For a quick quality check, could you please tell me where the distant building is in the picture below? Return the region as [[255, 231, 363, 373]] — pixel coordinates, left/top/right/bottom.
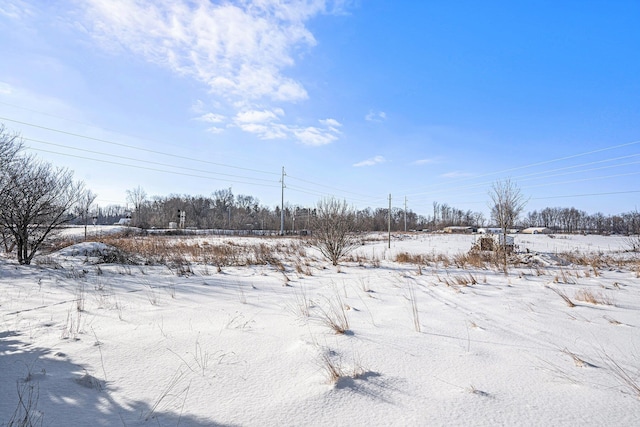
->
[[473, 234, 515, 252], [442, 226, 473, 234], [477, 227, 502, 234], [521, 227, 552, 234]]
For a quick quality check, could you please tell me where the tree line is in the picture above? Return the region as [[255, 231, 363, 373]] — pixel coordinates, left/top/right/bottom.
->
[[2, 125, 639, 265], [92, 189, 638, 236]]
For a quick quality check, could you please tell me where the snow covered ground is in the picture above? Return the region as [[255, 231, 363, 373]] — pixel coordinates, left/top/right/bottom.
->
[[1, 231, 639, 426]]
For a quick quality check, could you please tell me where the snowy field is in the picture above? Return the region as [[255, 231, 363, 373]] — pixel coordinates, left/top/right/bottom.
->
[[1, 230, 639, 426]]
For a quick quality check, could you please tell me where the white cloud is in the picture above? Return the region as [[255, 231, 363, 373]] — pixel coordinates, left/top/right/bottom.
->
[[365, 110, 386, 122], [353, 155, 386, 167], [232, 113, 341, 145], [234, 108, 284, 124], [206, 126, 225, 134], [293, 125, 339, 146], [197, 112, 226, 123], [78, 0, 322, 103], [237, 122, 288, 140], [77, 1, 344, 145], [319, 118, 341, 130]]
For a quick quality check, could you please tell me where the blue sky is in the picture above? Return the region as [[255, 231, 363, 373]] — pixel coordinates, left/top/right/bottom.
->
[[1, 0, 639, 217]]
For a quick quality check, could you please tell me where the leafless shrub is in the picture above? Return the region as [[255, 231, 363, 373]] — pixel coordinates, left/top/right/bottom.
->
[[311, 198, 360, 266]]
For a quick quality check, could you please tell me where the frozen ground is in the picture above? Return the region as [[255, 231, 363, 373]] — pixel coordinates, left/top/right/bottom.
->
[[1, 231, 639, 426]]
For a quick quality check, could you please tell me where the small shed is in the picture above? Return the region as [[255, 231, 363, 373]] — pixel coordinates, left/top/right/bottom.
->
[[477, 227, 502, 234], [473, 234, 515, 252], [521, 227, 552, 234], [443, 226, 473, 234]]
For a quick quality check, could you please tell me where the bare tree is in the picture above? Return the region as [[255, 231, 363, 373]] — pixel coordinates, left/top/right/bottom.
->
[[76, 189, 97, 240], [126, 185, 147, 228], [489, 179, 527, 274], [311, 197, 359, 266], [0, 126, 24, 252], [0, 153, 84, 264]]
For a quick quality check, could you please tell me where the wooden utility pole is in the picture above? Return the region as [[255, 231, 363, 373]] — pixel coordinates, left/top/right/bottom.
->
[[404, 196, 408, 232], [280, 166, 286, 235], [388, 194, 392, 249]]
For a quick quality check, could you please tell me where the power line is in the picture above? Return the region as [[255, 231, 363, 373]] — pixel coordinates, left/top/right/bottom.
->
[[0, 116, 278, 176], [397, 147, 640, 205], [530, 189, 640, 200], [25, 146, 280, 189], [399, 139, 640, 197], [23, 137, 277, 184], [287, 174, 380, 201]]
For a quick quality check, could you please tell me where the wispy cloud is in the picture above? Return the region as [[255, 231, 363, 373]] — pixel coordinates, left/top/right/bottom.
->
[[441, 171, 474, 178], [353, 155, 386, 167], [411, 157, 440, 166], [0, 81, 13, 95], [205, 126, 225, 134], [365, 110, 386, 122], [76, 0, 344, 145], [0, 1, 34, 20], [196, 113, 227, 124]]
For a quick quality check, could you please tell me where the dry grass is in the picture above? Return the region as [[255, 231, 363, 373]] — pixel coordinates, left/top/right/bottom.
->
[[562, 348, 596, 368], [406, 283, 420, 332], [574, 289, 614, 305], [81, 235, 313, 275], [601, 352, 640, 399], [317, 288, 350, 334], [549, 287, 576, 307], [318, 349, 365, 385], [395, 252, 433, 265], [553, 267, 576, 284]]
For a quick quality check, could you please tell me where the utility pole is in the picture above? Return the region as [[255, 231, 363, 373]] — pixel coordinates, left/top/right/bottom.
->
[[280, 166, 286, 235], [388, 193, 392, 249], [404, 196, 408, 232]]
